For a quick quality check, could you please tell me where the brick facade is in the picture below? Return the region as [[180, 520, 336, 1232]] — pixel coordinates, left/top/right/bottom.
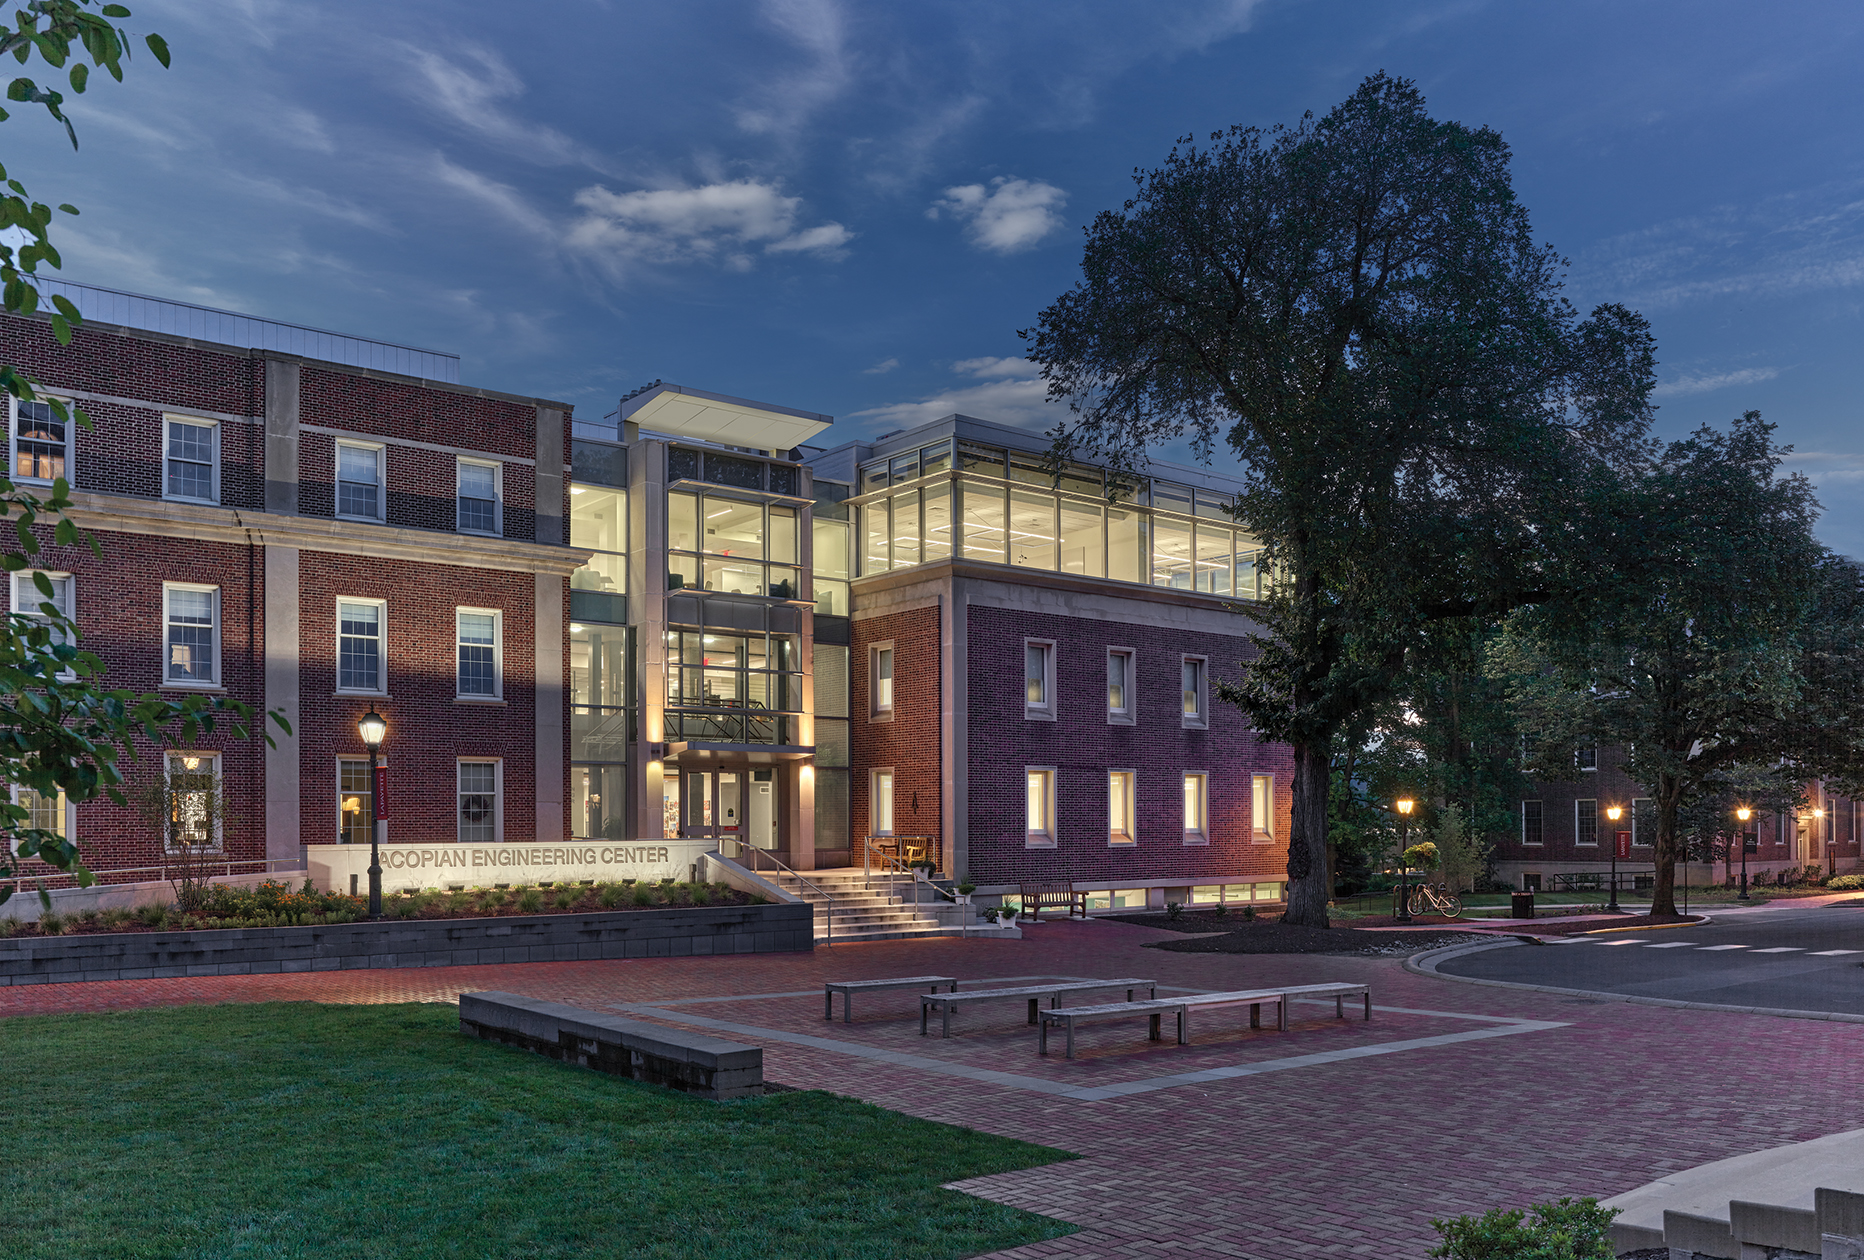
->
[[849, 604, 942, 865]]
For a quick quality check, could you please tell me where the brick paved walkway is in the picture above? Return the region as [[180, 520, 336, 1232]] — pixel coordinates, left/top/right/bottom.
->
[[5, 917, 1860, 1258]]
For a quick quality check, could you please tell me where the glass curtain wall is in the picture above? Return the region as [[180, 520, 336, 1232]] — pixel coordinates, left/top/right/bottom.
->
[[813, 480, 852, 615], [664, 628, 804, 745], [857, 438, 1264, 593], [571, 619, 631, 841], [667, 491, 801, 599]]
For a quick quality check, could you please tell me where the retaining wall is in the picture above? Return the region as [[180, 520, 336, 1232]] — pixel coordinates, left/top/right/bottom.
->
[[0, 902, 814, 986]]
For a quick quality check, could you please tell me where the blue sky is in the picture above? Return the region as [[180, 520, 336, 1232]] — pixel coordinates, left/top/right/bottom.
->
[[15, 1, 1864, 552]]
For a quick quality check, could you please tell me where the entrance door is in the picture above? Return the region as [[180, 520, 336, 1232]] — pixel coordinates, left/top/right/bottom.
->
[[680, 771, 743, 846]]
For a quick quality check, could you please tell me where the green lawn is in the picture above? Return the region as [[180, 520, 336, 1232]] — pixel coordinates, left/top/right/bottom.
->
[[0, 1002, 1075, 1260]]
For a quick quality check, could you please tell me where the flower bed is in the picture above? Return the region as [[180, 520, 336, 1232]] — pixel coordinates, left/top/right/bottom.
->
[[1, 877, 760, 939]]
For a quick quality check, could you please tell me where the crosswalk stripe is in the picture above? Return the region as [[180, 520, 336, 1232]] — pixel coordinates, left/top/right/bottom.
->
[[1593, 939, 1640, 945], [1811, 949, 1863, 956], [1751, 947, 1803, 953], [1697, 945, 1748, 951], [1644, 942, 1698, 948]]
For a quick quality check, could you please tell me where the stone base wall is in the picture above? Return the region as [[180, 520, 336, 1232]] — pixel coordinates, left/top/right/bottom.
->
[[0, 902, 813, 986]]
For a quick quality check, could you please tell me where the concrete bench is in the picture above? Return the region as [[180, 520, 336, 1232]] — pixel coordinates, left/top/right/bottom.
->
[[1039, 998, 1189, 1058], [1279, 981, 1373, 1021], [459, 991, 763, 1100], [920, 978, 1157, 1038], [824, 975, 958, 1022]]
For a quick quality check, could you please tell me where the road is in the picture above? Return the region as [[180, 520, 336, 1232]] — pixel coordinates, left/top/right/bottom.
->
[[1434, 898, 1864, 1014]]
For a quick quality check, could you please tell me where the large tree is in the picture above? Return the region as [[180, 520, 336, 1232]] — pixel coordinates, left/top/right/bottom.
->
[[1025, 73, 1656, 925], [1496, 412, 1864, 917], [0, 3, 282, 907]]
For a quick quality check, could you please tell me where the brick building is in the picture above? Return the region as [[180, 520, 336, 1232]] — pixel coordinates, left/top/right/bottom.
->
[[1492, 748, 1863, 891], [4, 282, 583, 891]]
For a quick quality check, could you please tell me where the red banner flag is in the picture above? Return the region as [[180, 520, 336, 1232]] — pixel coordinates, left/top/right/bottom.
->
[[375, 765, 389, 820], [1615, 830, 1631, 860]]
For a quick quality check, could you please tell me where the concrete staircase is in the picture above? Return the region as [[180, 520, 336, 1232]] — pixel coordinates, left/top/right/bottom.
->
[[1603, 1128, 1864, 1257], [768, 868, 948, 942]]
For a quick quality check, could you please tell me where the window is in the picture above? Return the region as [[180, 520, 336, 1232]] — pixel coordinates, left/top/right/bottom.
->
[[10, 396, 67, 484], [338, 758, 374, 844], [1109, 770, 1136, 845], [570, 485, 627, 599], [12, 571, 74, 677], [1522, 800, 1544, 846], [871, 768, 895, 836], [336, 442, 384, 520], [12, 783, 67, 839], [458, 760, 500, 843], [456, 609, 501, 699], [1026, 767, 1056, 847], [162, 417, 218, 503], [337, 599, 385, 694], [1252, 774, 1273, 843], [164, 584, 219, 686], [1183, 772, 1208, 844], [1107, 648, 1134, 724], [870, 643, 894, 719], [1180, 656, 1207, 728], [457, 459, 500, 535], [1576, 746, 1598, 772], [165, 752, 222, 852], [1632, 798, 1655, 847], [1575, 799, 1599, 846], [1024, 639, 1055, 720]]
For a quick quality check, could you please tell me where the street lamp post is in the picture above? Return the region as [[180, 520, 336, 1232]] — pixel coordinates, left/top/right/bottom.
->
[[1736, 805, 1752, 901], [1605, 805, 1624, 912], [358, 708, 387, 919], [1395, 798, 1416, 924]]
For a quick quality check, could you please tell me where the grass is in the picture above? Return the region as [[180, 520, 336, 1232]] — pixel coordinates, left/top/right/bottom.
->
[[0, 1002, 1076, 1260]]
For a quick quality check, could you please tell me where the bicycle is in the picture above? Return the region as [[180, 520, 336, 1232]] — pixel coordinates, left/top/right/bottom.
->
[[1406, 883, 1463, 918]]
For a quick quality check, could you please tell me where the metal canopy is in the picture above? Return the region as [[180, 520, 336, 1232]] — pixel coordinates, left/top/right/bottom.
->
[[622, 383, 832, 451]]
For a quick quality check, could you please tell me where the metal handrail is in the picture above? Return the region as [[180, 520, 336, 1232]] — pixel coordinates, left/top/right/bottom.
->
[[865, 847, 917, 909], [728, 840, 836, 947], [7, 856, 302, 898]]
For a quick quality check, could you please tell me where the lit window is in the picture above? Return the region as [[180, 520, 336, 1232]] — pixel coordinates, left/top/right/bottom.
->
[[164, 417, 218, 502], [1107, 648, 1134, 723], [165, 752, 222, 852], [164, 584, 219, 686], [1522, 800, 1544, 845], [336, 442, 384, 520], [10, 397, 67, 484], [458, 760, 499, 843], [12, 784, 67, 839], [1026, 767, 1056, 847], [457, 459, 500, 535], [871, 644, 894, 717], [337, 600, 385, 693], [1252, 775, 1274, 843], [1184, 772, 1208, 844], [1025, 639, 1055, 720], [457, 609, 501, 699], [1181, 656, 1207, 727], [338, 758, 373, 844], [1109, 770, 1136, 845], [872, 768, 895, 835]]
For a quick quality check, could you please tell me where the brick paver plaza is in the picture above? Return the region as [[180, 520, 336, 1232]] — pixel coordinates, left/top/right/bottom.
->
[[6, 917, 1860, 1258]]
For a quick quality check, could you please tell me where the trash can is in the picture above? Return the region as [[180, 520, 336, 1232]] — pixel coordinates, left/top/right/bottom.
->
[[1511, 891, 1535, 920]]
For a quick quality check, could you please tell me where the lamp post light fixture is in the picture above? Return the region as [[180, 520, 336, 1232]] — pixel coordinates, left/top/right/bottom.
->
[[1605, 804, 1625, 912], [1736, 805, 1753, 901], [358, 707, 387, 919], [1395, 797, 1416, 924]]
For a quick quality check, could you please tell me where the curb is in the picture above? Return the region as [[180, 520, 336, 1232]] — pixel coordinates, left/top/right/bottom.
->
[[1403, 939, 1864, 1025], [1581, 915, 1713, 936]]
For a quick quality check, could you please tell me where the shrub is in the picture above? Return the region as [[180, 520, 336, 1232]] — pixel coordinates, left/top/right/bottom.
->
[[553, 887, 579, 910], [39, 912, 64, 935], [1, 916, 20, 937], [599, 883, 625, 908], [517, 889, 544, 914], [1430, 1197, 1616, 1260], [1827, 874, 1864, 891], [483, 889, 507, 910], [1165, 902, 1183, 920], [632, 883, 655, 907], [100, 908, 134, 929], [135, 904, 169, 929], [691, 885, 710, 906]]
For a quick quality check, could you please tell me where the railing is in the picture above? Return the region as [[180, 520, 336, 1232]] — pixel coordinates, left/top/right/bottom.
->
[[7, 856, 302, 900], [726, 840, 837, 946], [864, 847, 916, 909]]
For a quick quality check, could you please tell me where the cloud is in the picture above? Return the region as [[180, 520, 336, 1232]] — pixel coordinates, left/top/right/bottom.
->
[[1652, 367, 1781, 398], [429, 156, 555, 239], [929, 178, 1068, 254], [403, 43, 604, 169], [863, 357, 900, 375], [735, 0, 852, 140], [565, 179, 851, 278], [851, 355, 1062, 430]]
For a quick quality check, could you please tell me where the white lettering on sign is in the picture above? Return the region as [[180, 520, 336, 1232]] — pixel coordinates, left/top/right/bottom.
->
[[378, 846, 675, 870]]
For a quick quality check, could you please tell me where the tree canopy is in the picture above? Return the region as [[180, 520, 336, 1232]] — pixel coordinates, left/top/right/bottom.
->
[[1025, 72, 1657, 925]]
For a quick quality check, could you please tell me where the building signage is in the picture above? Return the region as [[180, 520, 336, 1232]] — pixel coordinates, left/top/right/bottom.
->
[[306, 840, 715, 891]]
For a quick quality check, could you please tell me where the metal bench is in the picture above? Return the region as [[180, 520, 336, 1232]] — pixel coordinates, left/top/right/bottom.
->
[[1019, 882, 1087, 922], [1179, 987, 1296, 1034], [823, 975, 958, 1022], [920, 978, 1157, 1038], [1039, 998, 1189, 1058], [1278, 981, 1373, 1021]]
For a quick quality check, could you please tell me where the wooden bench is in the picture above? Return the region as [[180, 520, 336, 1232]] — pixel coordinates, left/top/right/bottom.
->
[[1279, 981, 1373, 1021], [1039, 998, 1188, 1058], [1180, 987, 1295, 1034], [1019, 882, 1087, 922], [824, 976, 958, 1022], [920, 978, 1157, 1038]]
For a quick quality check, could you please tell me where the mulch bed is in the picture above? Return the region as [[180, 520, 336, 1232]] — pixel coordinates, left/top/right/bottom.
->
[[1110, 913, 1494, 956]]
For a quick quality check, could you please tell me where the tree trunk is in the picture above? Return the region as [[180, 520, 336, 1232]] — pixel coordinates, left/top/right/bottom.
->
[[1284, 737, 1333, 927], [1649, 775, 1683, 918]]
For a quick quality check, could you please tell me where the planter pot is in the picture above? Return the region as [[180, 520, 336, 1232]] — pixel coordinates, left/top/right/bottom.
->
[[954, 894, 971, 905]]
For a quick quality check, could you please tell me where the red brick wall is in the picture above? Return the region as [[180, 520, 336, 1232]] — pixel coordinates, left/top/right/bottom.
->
[[297, 553, 542, 848], [5, 313, 264, 419], [850, 605, 942, 866], [299, 366, 535, 460], [963, 604, 1292, 888]]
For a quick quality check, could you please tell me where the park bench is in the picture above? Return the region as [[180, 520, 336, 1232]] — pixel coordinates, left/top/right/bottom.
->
[[1277, 981, 1373, 1021], [1036, 981, 1374, 1059], [1038, 998, 1189, 1058], [920, 978, 1157, 1038], [1019, 882, 1087, 922], [823, 975, 958, 1022]]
